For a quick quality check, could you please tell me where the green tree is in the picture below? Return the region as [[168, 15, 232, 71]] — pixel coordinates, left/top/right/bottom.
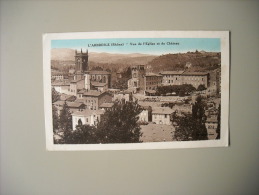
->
[[52, 88, 60, 103], [172, 96, 208, 141], [64, 124, 97, 144], [156, 84, 195, 96], [216, 104, 221, 139], [96, 101, 143, 143], [52, 105, 59, 132], [197, 84, 207, 91], [59, 101, 72, 132]]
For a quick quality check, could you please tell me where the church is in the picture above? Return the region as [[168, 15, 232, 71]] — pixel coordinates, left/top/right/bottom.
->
[[67, 49, 112, 96]]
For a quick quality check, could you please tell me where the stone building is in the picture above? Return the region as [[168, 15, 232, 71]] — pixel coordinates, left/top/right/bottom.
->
[[53, 101, 85, 115], [160, 71, 209, 89], [88, 70, 111, 90], [205, 116, 218, 140], [52, 81, 70, 94], [77, 90, 113, 110], [113, 90, 132, 102], [72, 109, 105, 130], [74, 49, 88, 80], [67, 50, 112, 95], [152, 107, 174, 125], [127, 65, 146, 92], [207, 69, 221, 95], [51, 72, 68, 81], [144, 72, 163, 91]]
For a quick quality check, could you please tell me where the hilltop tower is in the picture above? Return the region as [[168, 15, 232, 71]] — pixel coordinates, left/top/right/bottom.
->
[[75, 49, 88, 80]]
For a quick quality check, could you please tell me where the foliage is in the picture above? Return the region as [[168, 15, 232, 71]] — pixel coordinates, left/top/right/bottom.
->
[[137, 121, 149, 125], [97, 101, 143, 143], [52, 105, 59, 132], [148, 52, 221, 73], [161, 102, 176, 108], [52, 88, 60, 103], [63, 124, 97, 144], [197, 84, 207, 91], [91, 66, 103, 71], [112, 79, 128, 90], [216, 104, 221, 139], [172, 96, 208, 141], [112, 67, 132, 90], [192, 96, 207, 124], [59, 101, 72, 132], [156, 84, 196, 96]]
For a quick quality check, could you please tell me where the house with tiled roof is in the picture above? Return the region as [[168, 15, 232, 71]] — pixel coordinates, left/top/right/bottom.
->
[[144, 73, 163, 92], [60, 94, 76, 102], [205, 116, 218, 140], [152, 107, 174, 125], [53, 101, 85, 115], [77, 90, 112, 110], [160, 70, 209, 88], [52, 80, 70, 94], [71, 109, 105, 130]]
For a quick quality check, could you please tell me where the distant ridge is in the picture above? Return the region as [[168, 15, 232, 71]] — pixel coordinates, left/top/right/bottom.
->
[[51, 48, 157, 64]]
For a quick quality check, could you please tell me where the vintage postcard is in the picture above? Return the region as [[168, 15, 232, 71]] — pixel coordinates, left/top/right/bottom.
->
[[43, 31, 229, 150]]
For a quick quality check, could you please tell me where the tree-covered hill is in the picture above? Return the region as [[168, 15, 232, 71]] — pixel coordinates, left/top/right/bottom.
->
[[148, 51, 221, 73]]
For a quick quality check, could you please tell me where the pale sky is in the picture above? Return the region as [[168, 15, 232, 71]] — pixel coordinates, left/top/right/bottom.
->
[[52, 38, 220, 55]]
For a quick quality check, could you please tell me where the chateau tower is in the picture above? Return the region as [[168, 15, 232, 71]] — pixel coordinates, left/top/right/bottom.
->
[[84, 73, 91, 90], [75, 49, 88, 79]]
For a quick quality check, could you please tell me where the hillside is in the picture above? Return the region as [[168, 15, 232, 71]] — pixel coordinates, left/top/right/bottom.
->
[[51, 48, 75, 61], [51, 49, 221, 74], [148, 51, 221, 73], [51, 48, 157, 65]]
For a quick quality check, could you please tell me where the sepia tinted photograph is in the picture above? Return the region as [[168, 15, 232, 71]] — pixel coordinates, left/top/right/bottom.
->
[[43, 31, 229, 150]]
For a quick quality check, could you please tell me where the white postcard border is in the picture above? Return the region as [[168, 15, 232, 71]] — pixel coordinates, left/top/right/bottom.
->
[[43, 31, 229, 151]]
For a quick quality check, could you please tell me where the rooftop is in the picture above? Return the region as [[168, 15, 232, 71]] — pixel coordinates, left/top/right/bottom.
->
[[152, 107, 174, 115], [160, 71, 184, 75], [138, 101, 162, 109], [145, 73, 162, 77], [60, 94, 76, 101], [52, 81, 70, 86], [87, 70, 111, 75], [206, 117, 218, 123], [70, 79, 84, 83], [99, 103, 114, 108], [72, 109, 105, 116], [91, 81, 107, 87], [53, 101, 85, 108], [52, 72, 67, 76], [182, 72, 208, 76], [160, 70, 208, 76]]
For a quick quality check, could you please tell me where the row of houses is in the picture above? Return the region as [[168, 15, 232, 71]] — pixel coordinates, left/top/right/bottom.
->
[[127, 65, 220, 95], [53, 91, 194, 130]]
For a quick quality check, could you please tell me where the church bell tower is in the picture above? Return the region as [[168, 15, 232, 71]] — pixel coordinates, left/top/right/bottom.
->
[[75, 49, 88, 79]]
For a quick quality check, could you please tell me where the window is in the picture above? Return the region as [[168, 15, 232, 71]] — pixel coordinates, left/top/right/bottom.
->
[[78, 119, 82, 126]]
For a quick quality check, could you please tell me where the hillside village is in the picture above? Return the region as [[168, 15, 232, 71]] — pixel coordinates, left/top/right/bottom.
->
[[51, 49, 221, 143]]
